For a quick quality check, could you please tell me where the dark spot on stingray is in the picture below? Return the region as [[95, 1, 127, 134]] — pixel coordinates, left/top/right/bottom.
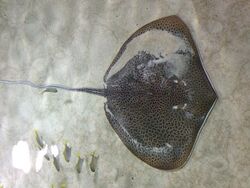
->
[[0, 16, 217, 170]]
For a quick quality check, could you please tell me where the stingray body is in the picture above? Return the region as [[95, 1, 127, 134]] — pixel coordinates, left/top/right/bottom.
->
[[102, 16, 217, 170], [0, 16, 217, 170]]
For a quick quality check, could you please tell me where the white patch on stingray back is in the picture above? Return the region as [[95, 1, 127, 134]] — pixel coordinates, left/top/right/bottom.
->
[[107, 29, 194, 80], [146, 53, 191, 79]]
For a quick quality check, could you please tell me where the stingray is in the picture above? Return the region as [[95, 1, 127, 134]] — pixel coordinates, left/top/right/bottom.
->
[[0, 16, 217, 170]]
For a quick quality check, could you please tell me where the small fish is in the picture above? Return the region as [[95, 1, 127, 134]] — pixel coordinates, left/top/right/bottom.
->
[[34, 130, 50, 160], [90, 153, 99, 173], [34, 129, 45, 149], [63, 142, 71, 162], [41, 88, 58, 94], [75, 155, 84, 174], [44, 153, 50, 161], [53, 156, 60, 172], [51, 145, 60, 171]]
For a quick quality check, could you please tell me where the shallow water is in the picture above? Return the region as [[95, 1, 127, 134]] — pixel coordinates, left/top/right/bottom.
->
[[0, 0, 249, 188]]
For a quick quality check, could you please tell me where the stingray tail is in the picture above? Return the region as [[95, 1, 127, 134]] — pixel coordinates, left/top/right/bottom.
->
[[0, 79, 106, 97], [75, 87, 106, 97]]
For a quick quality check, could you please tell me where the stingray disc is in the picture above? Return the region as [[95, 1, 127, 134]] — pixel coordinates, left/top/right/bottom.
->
[[104, 15, 217, 170]]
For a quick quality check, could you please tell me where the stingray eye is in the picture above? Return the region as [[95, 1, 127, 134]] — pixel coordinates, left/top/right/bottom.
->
[[104, 15, 217, 170]]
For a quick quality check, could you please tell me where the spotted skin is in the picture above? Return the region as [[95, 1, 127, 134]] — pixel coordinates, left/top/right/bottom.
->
[[103, 16, 217, 170]]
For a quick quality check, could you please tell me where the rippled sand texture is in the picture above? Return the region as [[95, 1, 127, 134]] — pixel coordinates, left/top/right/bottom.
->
[[0, 0, 249, 188]]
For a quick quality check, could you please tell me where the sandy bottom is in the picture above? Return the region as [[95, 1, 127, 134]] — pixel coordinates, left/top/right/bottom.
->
[[0, 0, 249, 188]]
